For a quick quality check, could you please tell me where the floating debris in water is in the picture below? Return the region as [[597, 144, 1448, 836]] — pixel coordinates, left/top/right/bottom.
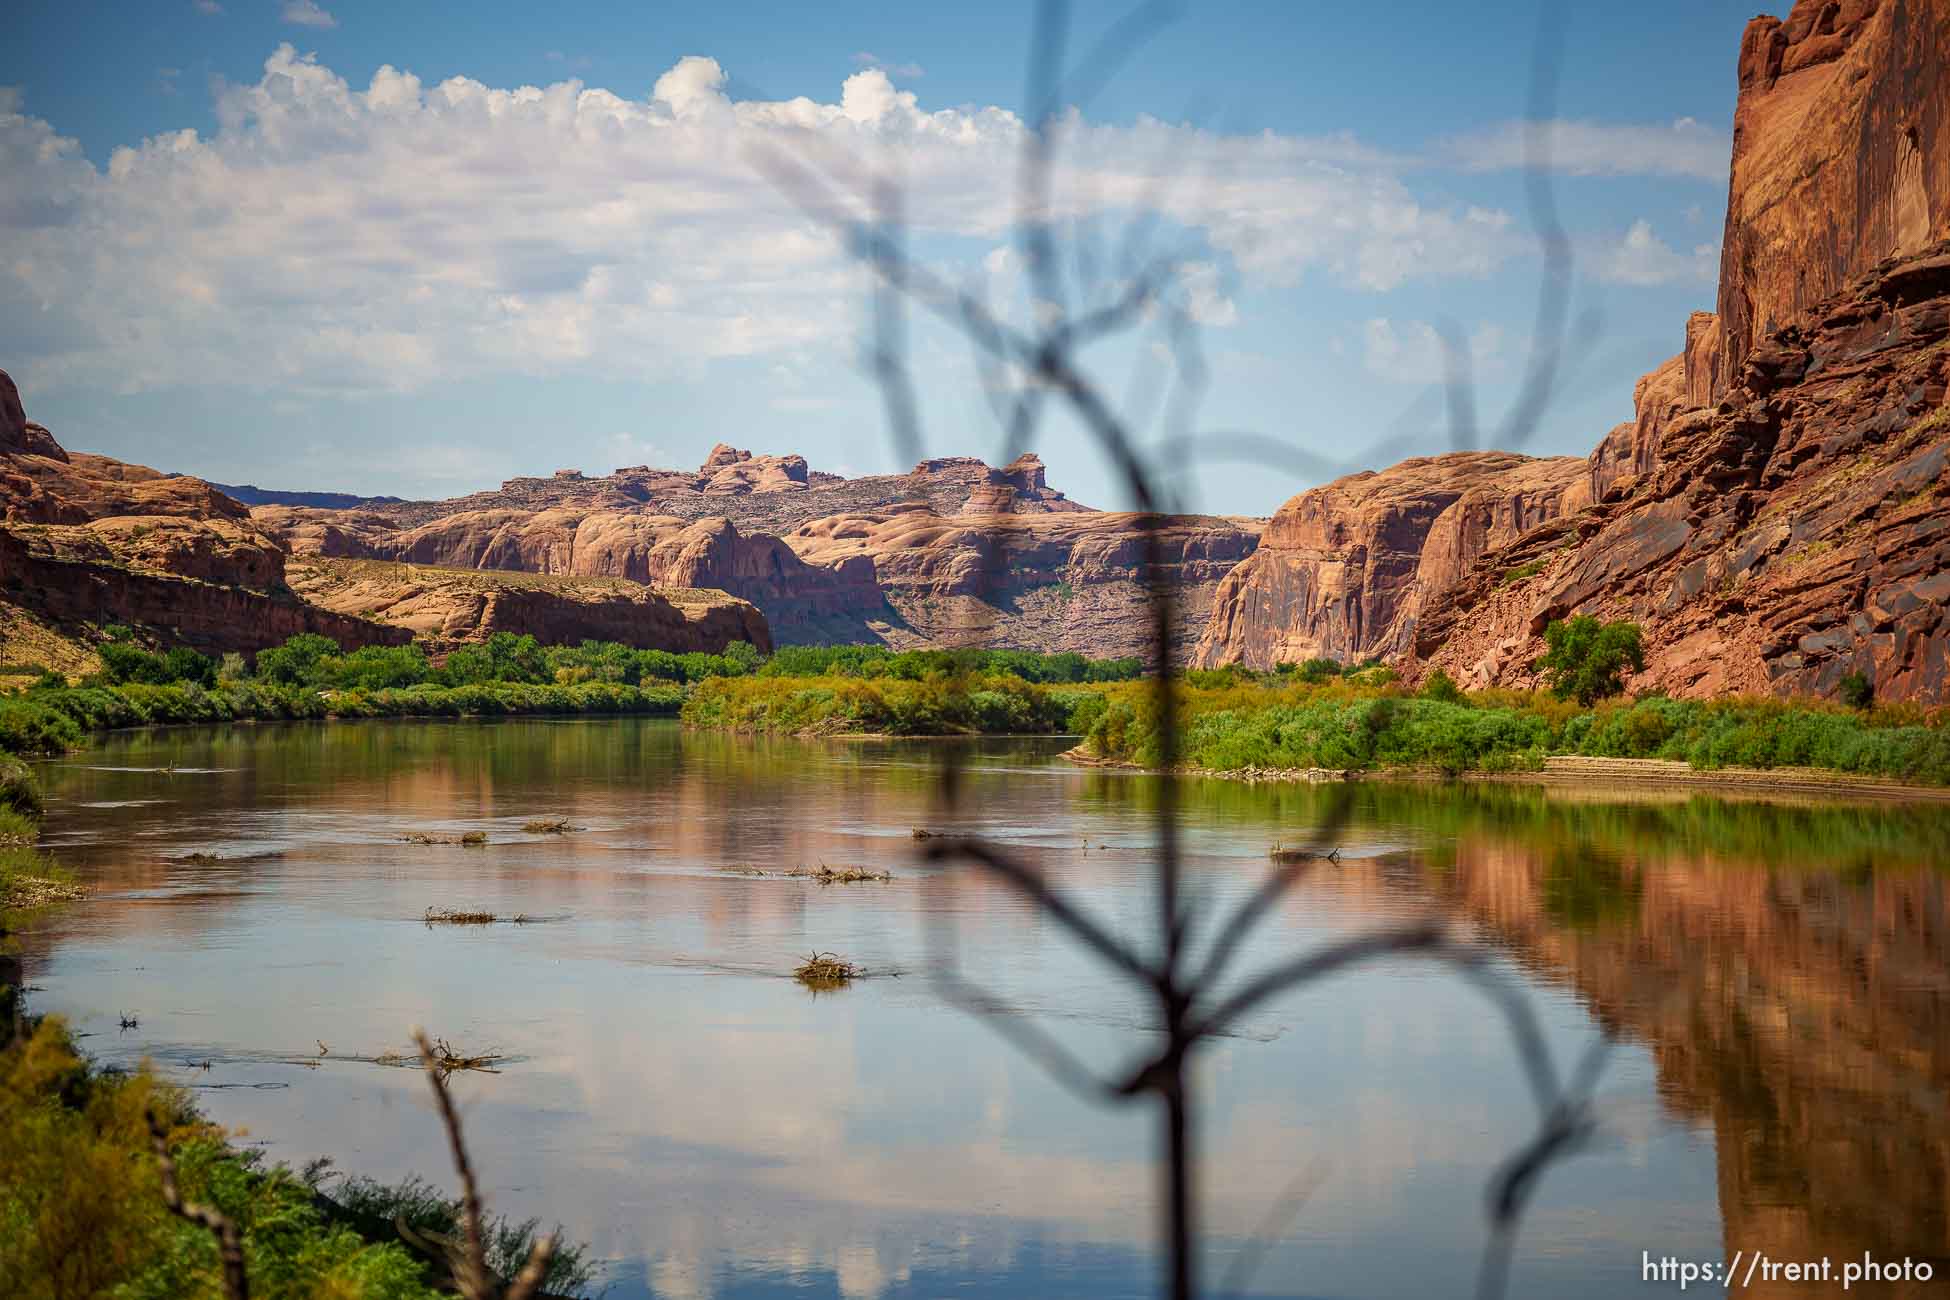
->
[[399, 831, 490, 846], [794, 951, 859, 988], [786, 864, 893, 884], [423, 906, 531, 927]]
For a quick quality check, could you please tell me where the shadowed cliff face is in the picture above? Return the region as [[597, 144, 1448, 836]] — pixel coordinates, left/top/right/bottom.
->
[[1191, 452, 1587, 668]]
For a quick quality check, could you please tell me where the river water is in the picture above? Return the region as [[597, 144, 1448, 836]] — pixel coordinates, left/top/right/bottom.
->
[[16, 718, 1949, 1299]]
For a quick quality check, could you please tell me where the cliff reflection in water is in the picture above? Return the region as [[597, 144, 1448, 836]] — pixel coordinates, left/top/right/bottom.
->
[[21, 720, 1950, 1299]]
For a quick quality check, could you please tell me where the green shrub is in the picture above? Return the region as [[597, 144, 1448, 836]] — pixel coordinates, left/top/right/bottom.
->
[[252, 633, 342, 686], [0, 755, 42, 816], [1295, 658, 1342, 684], [1536, 616, 1645, 705], [1840, 671, 1874, 709], [1421, 668, 1465, 704]]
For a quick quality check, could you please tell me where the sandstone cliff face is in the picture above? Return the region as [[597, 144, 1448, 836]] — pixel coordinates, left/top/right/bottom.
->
[[0, 526, 410, 656], [1416, 247, 1950, 699], [287, 558, 771, 654], [267, 506, 884, 643], [787, 506, 1260, 663], [1192, 452, 1587, 668], [1715, 0, 1950, 397], [253, 447, 1236, 655]]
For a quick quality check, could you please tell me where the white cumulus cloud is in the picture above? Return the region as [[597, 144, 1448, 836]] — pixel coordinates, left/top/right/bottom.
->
[[281, 0, 337, 29], [1360, 318, 1505, 385], [1595, 218, 1717, 286], [1440, 117, 1729, 181], [1, 46, 1529, 400]]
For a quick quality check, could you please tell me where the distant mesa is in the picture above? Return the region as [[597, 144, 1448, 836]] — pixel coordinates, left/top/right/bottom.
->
[[201, 482, 406, 509]]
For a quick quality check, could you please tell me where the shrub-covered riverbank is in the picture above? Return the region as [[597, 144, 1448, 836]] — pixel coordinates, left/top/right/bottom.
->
[[1073, 678, 1950, 786], [0, 1016, 593, 1299]]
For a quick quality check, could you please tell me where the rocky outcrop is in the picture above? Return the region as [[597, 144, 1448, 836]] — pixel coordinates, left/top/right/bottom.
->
[[251, 447, 1229, 653], [1192, 452, 1587, 668], [0, 526, 409, 656], [0, 370, 67, 462], [1415, 245, 1950, 699], [1407, 0, 1950, 703], [1714, 0, 1950, 397], [788, 506, 1261, 663], [287, 558, 771, 654]]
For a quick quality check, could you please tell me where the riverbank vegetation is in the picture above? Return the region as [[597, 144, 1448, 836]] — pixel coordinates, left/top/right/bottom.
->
[[2, 625, 1945, 785], [0, 1015, 592, 1298], [1073, 676, 1950, 785]]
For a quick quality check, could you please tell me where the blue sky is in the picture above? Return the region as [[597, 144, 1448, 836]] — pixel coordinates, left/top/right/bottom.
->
[[4, 1, 1764, 515]]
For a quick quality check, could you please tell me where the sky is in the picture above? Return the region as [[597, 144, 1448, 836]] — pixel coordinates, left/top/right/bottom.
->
[[4, 1, 1766, 516]]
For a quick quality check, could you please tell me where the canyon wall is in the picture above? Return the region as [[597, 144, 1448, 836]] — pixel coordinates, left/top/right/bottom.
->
[[287, 559, 771, 654], [1193, 453, 1587, 668], [257, 450, 1260, 661], [1407, 0, 1950, 701], [0, 371, 774, 663], [0, 527, 411, 657], [1715, 0, 1950, 396], [1414, 250, 1950, 698]]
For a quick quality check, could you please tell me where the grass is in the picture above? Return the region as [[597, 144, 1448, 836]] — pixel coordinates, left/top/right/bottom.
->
[[1497, 557, 1551, 586], [793, 952, 859, 988]]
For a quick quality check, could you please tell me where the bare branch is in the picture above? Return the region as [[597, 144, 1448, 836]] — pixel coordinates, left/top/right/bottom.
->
[[923, 837, 1154, 986], [412, 1027, 556, 1300], [1187, 922, 1448, 1043], [149, 1109, 250, 1300]]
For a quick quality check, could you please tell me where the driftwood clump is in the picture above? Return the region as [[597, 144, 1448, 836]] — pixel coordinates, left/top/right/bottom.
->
[[401, 831, 489, 846], [786, 864, 893, 884], [423, 907, 530, 928], [1269, 843, 1342, 866], [793, 952, 858, 988]]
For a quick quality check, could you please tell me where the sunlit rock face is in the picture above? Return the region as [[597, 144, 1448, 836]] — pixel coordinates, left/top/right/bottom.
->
[[1192, 452, 1586, 668], [1714, 0, 1950, 398]]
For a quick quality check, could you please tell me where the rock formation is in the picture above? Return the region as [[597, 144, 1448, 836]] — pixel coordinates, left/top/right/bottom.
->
[[1193, 453, 1588, 668], [253, 448, 1254, 659], [0, 525, 411, 657], [1415, 247, 1950, 698], [1209, 0, 1950, 702], [0, 370, 769, 663], [1406, 0, 1950, 702], [788, 505, 1261, 662], [1715, 0, 1950, 396], [287, 558, 771, 654]]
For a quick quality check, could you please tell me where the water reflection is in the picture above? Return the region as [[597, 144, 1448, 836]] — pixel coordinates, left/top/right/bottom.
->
[[14, 719, 1947, 1298]]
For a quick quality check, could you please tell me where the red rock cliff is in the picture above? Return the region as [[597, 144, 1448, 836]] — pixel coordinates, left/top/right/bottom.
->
[[1193, 453, 1587, 668], [1715, 0, 1950, 397]]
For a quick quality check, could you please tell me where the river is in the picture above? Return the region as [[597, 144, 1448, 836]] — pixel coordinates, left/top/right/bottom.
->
[[16, 718, 1949, 1299]]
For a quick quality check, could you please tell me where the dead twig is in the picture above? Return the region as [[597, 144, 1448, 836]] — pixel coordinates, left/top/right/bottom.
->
[[411, 1028, 554, 1299], [148, 1110, 250, 1300]]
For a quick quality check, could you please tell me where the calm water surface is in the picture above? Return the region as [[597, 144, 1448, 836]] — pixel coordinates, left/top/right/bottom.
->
[[16, 719, 1950, 1299]]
